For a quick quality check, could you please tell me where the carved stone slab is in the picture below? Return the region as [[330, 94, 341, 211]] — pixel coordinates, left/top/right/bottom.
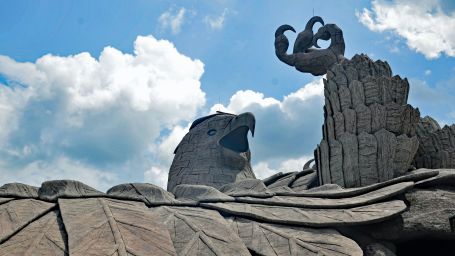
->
[[0, 199, 55, 244], [59, 198, 176, 256], [0, 210, 67, 255], [234, 182, 413, 209], [228, 217, 362, 256], [202, 200, 407, 227], [150, 206, 250, 256]]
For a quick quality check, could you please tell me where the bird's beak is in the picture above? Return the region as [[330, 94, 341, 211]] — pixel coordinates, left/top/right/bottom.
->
[[218, 112, 256, 153]]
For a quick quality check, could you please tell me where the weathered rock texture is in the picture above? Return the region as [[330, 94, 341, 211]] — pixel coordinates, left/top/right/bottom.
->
[[315, 54, 420, 188], [414, 116, 455, 169]]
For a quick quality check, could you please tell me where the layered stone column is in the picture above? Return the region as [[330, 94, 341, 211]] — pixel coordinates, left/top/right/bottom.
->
[[315, 54, 420, 188]]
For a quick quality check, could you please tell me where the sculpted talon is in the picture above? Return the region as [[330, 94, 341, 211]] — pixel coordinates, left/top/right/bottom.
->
[[274, 16, 345, 76]]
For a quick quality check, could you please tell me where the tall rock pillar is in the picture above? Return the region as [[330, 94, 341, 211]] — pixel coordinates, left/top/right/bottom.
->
[[315, 54, 420, 188]]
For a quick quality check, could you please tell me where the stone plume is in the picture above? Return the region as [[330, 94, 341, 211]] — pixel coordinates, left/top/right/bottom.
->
[[315, 54, 420, 188]]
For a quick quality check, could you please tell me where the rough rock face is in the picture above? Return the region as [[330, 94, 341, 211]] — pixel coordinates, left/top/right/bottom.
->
[[414, 116, 455, 169], [315, 54, 420, 188], [167, 112, 256, 192]]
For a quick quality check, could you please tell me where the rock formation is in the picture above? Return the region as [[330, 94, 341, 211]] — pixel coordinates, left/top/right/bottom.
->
[[315, 54, 421, 188], [414, 116, 455, 169]]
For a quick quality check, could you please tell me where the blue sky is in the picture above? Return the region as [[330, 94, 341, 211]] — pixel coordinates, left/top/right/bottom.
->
[[0, 0, 454, 190]]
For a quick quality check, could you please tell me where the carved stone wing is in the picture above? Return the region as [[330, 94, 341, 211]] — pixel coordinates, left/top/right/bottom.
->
[[0, 210, 67, 255], [235, 182, 414, 208], [202, 200, 406, 227], [0, 199, 55, 243], [150, 206, 251, 256], [228, 217, 362, 256], [58, 198, 176, 256]]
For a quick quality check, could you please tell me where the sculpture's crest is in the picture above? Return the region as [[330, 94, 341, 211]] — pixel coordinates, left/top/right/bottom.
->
[[274, 16, 345, 76]]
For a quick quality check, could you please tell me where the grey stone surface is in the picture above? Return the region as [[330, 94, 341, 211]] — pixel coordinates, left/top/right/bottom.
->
[[356, 104, 372, 134], [228, 217, 362, 256], [326, 115, 336, 142], [38, 180, 104, 202], [344, 108, 357, 134], [0, 199, 55, 244], [329, 139, 345, 186], [289, 170, 318, 191], [340, 133, 360, 187], [202, 200, 407, 227], [274, 17, 345, 76], [235, 182, 413, 209], [414, 116, 455, 169], [151, 206, 250, 256], [339, 85, 352, 111], [281, 168, 438, 198], [265, 172, 298, 189], [368, 188, 455, 241], [334, 111, 345, 138], [0, 183, 39, 198], [167, 112, 256, 192], [393, 135, 419, 176], [219, 179, 274, 197], [385, 102, 403, 134], [319, 140, 331, 185], [316, 54, 420, 188], [414, 169, 455, 188], [350, 80, 365, 108], [359, 132, 379, 186], [106, 183, 178, 205], [370, 103, 386, 133], [364, 77, 381, 106], [0, 210, 67, 255], [59, 197, 176, 255], [375, 129, 397, 182], [173, 184, 234, 203]]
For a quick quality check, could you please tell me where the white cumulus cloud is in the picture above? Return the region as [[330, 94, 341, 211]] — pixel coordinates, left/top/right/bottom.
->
[[159, 7, 186, 34], [0, 35, 205, 191], [357, 0, 455, 59]]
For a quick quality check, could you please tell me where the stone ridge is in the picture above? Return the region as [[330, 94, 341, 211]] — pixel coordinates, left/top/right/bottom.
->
[[315, 54, 420, 188]]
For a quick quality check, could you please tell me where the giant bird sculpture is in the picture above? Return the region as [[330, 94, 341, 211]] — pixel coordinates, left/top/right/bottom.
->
[[167, 111, 256, 192], [0, 111, 451, 255], [275, 16, 345, 76]]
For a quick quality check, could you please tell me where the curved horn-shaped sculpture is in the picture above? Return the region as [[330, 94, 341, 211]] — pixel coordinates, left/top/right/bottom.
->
[[274, 16, 345, 76], [293, 16, 324, 54]]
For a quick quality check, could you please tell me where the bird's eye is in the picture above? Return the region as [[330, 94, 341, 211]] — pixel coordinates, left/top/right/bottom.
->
[[207, 129, 217, 136]]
